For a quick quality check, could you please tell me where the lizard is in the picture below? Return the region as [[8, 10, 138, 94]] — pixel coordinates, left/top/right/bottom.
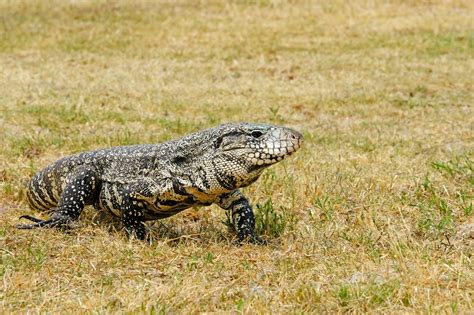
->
[[16, 122, 303, 243]]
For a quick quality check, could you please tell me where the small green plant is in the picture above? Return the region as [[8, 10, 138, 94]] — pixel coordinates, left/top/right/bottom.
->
[[26, 245, 47, 271], [462, 202, 472, 216], [254, 198, 294, 237], [368, 281, 399, 306], [136, 301, 168, 314], [450, 301, 459, 313], [224, 198, 294, 238], [337, 286, 351, 307], [268, 106, 285, 124], [313, 196, 335, 223], [203, 252, 214, 264], [235, 298, 244, 312], [187, 254, 199, 270], [431, 155, 473, 180], [414, 155, 473, 237], [416, 180, 455, 236], [1, 253, 15, 277]]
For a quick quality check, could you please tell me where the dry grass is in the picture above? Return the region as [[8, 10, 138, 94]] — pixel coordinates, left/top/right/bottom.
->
[[1, 0, 473, 313]]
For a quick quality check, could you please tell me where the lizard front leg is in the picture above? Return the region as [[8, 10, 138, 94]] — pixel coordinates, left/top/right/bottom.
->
[[217, 190, 266, 244], [17, 167, 99, 229]]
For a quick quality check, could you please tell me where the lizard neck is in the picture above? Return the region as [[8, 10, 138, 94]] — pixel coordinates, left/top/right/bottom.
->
[[208, 154, 266, 191]]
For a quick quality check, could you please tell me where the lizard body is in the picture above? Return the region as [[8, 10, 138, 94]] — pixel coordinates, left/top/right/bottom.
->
[[18, 122, 303, 243]]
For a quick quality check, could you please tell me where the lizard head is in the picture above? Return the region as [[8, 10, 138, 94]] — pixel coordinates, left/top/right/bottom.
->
[[212, 123, 303, 187], [215, 123, 303, 165]]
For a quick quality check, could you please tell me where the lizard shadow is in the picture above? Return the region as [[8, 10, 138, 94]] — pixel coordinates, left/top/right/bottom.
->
[[87, 207, 234, 246]]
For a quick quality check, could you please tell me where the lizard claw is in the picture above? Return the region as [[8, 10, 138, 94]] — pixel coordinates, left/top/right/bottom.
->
[[18, 215, 44, 223], [16, 215, 72, 229]]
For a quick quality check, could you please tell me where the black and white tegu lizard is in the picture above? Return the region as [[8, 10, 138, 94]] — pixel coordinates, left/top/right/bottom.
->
[[17, 122, 303, 243]]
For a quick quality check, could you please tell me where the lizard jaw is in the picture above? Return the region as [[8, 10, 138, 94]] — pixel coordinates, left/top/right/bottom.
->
[[247, 127, 303, 166]]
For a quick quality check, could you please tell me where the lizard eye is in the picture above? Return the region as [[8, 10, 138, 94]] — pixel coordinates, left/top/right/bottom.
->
[[251, 130, 263, 138]]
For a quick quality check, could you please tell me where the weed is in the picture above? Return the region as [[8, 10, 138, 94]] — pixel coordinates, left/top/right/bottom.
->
[[431, 155, 473, 181], [25, 245, 47, 271], [187, 254, 199, 271], [235, 298, 244, 312], [203, 252, 214, 264], [337, 286, 351, 307], [313, 196, 335, 223], [0, 253, 15, 277], [368, 281, 399, 306], [254, 198, 294, 238], [414, 155, 473, 238], [223, 198, 294, 238]]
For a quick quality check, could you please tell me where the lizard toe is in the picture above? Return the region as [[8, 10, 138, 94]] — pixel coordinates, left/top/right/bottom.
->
[[16, 215, 73, 230]]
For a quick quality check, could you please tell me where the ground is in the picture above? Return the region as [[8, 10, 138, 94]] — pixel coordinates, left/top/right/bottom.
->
[[0, 0, 473, 313]]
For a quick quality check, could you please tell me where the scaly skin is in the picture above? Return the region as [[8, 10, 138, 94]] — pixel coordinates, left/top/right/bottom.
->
[[17, 122, 303, 243]]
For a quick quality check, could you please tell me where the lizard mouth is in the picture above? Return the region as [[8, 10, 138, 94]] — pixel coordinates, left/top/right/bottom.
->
[[264, 128, 303, 156], [248, 128, 303, 165]]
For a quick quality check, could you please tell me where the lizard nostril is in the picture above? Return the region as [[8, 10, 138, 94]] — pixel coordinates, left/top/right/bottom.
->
[[291, 130, 303, 142]]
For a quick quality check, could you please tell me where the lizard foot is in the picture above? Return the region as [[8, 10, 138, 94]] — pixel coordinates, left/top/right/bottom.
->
[[16, 214, 72, 229]]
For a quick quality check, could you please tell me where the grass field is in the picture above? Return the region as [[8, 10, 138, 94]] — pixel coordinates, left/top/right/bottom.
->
[[1, 0, 473, 313]]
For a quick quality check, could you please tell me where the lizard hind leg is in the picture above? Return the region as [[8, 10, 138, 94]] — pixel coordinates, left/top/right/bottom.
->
[[121, 191, 147, 241], [119, 179, 167, 241], [16, 168, 100, 230]]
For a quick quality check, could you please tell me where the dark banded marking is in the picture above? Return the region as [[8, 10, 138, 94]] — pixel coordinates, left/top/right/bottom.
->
[[212, 159, 236, 190], [48, 166, 62, 202], [26, 188, 49, 211], [41, 168, 59, 206], [194, 166, 211, 192], [247, 164, 267, 173], [201, 174, 210, 191], [215, 172, 236, 190], [29, 175, 55, 210], [99, 183, 122, 217], [111, 186, 126, 217], [172, 178, 187, 195], [156, 199, 180, 207], [144, 206, 189, 220], [153, 195, 195, 208]]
